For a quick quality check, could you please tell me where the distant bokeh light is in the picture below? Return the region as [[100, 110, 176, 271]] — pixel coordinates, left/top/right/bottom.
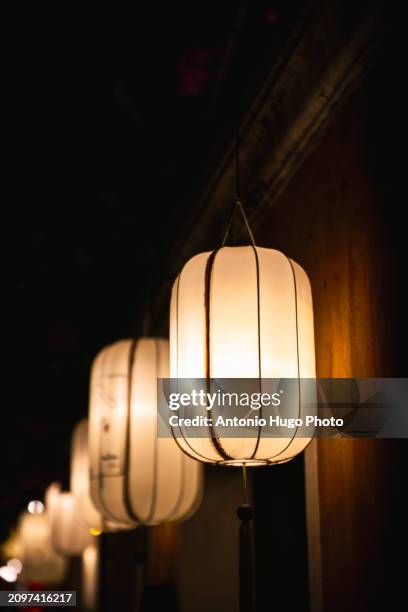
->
[[0, 565, 18, 582], [27, 500, 44, 515]]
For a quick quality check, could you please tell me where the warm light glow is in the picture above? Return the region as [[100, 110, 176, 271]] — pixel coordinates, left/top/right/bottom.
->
[[170, 246, 316, 465], [0, 530, 22, 561], [89, 528, 102, 536], [27, 500, 44, 514], [7, 558, 22, 574], [50, 492, 93, 557], [0, 565, 17, 582], [89, 338, 203, 525]]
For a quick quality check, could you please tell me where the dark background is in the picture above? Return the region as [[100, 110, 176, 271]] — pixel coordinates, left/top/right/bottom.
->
[[3, 1, 308, 541]]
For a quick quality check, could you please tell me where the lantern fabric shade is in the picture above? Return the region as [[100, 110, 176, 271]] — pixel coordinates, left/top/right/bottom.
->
[[50, 491, 93, 556], [89, 337, 203, 526], [170, 246, 316, 465], [71, 419, 133, 532]]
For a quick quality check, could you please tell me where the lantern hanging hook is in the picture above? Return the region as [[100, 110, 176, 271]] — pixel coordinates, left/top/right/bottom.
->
[[221, 199, 257, 248]]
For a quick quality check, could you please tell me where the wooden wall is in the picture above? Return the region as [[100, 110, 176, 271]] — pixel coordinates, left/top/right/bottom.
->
[[255, 82, 406, 611]]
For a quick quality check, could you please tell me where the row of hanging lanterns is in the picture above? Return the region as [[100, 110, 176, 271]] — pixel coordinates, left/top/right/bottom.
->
[[38, 336, 204, 559], [81, 238, 314, 612], [8, 494, 97, 611], [9, 197, 315, 612]]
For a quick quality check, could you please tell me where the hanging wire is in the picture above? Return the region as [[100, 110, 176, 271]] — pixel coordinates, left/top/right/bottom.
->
[[236, 122, 241, 201], [221, 197, 257, 248], [221, 123, 257, 248]]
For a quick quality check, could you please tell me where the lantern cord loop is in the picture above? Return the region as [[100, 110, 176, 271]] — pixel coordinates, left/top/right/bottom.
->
[[221, 199, 256, 247], [237, 466, 256, 612]]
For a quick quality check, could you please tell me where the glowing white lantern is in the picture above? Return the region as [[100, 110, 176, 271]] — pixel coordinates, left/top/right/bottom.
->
[[71, 419, 133, 532], [170, 246, 316, 465], [89, 337, 203, 525], [50, 491, 93, 556], [16, 511, 67, 584]]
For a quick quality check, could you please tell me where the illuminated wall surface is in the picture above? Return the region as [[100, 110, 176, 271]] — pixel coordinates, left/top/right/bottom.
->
[[252, 83, 406, 611]]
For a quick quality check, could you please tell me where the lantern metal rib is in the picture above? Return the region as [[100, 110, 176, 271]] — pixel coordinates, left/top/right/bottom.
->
[[264, 255, 302, 462], [122, 338, 140, 524]]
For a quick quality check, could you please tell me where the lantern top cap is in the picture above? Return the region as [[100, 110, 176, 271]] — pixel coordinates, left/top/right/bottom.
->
[[174, 246, 311, 287]]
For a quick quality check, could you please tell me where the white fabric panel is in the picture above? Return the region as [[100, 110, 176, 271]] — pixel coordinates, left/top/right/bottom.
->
[[89, 338, 203, 525]]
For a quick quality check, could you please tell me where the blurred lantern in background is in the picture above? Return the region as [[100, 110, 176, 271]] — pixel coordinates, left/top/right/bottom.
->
[[71, 419, 133, 532], [88, 338, 203, 526], [170, 246, 316, 464], [15, 511, 67, 584], [50, 491, 93, 557]]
